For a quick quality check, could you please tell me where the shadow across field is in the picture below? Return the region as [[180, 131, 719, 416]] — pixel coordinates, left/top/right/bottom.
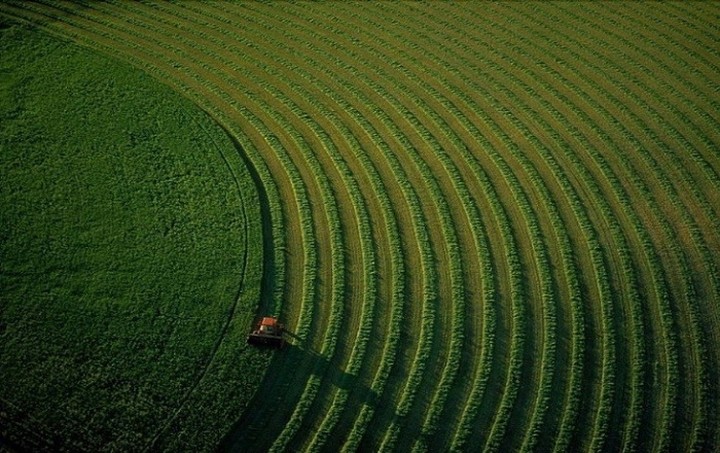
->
[[298, 344, 380, 407], [218, 335, 379, 451], [213, 122, 382, 448], [277, 328, 379, 403]]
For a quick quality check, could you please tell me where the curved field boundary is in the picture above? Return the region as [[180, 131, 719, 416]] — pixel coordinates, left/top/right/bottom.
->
[[1, 2, 718, 452], [190, 4, 462, 452], [0, 10, 266, 451], [0, 2, 313, 448], [144, 101, 255, 450], [64, 1, 422, 450], [158, 4, 430, 448]]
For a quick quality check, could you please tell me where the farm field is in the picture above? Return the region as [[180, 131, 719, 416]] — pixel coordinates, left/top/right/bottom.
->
[[1, 1, 719, 452], [0, 17, 265, 452]]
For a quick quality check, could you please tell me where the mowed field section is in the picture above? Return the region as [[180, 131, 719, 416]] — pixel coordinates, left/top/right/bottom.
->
[[1, 1, 719, 452]]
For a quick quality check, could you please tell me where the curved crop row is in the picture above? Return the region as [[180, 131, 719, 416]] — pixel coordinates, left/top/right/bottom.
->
[[304, 9, 524, 448], [1, 2, 718, 452], [506, 4, 716, 448], [368, 5, 612, 450], [439, 7, 646, 450], [557, 5, 718, 448], [450, 6, 676, 448], [348, 6, 612, 448], [169, 3, 442, 448], [201, 2, 512, 448]]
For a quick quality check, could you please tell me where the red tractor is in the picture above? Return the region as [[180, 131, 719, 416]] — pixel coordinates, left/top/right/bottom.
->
[[247, 316, 285, 347]]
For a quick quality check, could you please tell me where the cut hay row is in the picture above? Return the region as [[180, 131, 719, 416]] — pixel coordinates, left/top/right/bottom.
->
[[296, 5, 524, 450], [205, 7, 464, 452], [374, 6, 600, 448], [281, 13, 474, 452], [157, 2, 492, 448], [440, 7, 647, 450], [316, 5, 612, 450], [87, 7, 369, 451], [452, 4, 676, 448], [1, 1, 718, 452], [107, 0, 362, 378], [367, 8, 613, 450], [565, 5, 720, 447], [0, 2, 612, 448], [500, 4, 720, 448], [107, 2, 436, 448], [192, 8, 437, 451], [565, 3, 720, 251]]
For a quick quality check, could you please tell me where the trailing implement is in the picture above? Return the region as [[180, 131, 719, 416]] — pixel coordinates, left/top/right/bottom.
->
[[247, 317, 286, 348]]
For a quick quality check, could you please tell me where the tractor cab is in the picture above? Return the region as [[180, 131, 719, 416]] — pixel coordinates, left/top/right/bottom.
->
[[247, 316, 285, 347]]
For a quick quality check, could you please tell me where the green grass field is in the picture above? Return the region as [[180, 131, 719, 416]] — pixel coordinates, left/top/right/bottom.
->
[[0, 19, 266, 452], [1, 2, 719, 452]]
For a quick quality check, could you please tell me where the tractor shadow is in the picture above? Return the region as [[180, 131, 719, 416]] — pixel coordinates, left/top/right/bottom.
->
[[218, 330, 380, 451], [281, 332, 380, 407]]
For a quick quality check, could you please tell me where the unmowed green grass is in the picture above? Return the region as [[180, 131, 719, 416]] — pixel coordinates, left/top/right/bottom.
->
[[0, 21, 267, 451]]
